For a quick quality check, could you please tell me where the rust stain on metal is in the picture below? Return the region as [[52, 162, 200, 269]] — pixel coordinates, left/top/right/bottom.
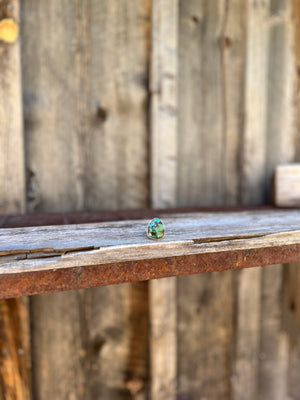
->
[[0, 243, 300, 299]]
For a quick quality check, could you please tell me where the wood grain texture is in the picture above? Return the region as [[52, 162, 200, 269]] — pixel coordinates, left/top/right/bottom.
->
[[22, 2, 87, 398], [284, 2, 300, 398], [75, 2, 150, 398], [178, 0, 224, 207], [274, 164, 300, 207], [0, 298, 31, 400], [149, 277, 177, 400], [2, 210, 300, 267], [82, 281, 149, 400], [240, 0, 269, 206], [177, 0, 245, 398], [22, 0, 150, 398], [283, 262, 300, 400], [15, 0, 300, 398], [150, 0, 178, 399], [258, 1, 295, 398], [150, 0, 178, 209], [0, 1, 31, 399], [222, 0, 247, 206], [233, 1, 270, 399], [281, 3, 300, 399], [266, 1, 295, 189], [0, 0, 24, 214], [258, 264, 289, 400], [80, 2, 150, 398]]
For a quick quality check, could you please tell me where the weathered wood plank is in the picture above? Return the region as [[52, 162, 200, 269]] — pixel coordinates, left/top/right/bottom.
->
[[22, 0, 150, 398], [284, 1, 300, 398], [0, 210, 300, 298], [150, 0, 178, 399], [265, 2, 295, 190], [273, 164, 300, 207], [84, 0, 150, 211], [79, 2, 150, 398], [240, 0, 269, 206], [177, 0, 245, 397], [178, 0, 224, 207], [0, 0, 23, 226], [3, 210, 300, 264], [258, 264, 289, 400], [276, 3, 300, 398], [283, 262, 300, 399], [0, 298, 31, 400], [0, 2, 25, 213], [0, 1, 31, 399], [233, 1, 270, 398], [150, 0, 178, 209], [149, 277, 177, 400], [222, 0, 247, 206], [22, 1, 87, 397], [257, 1, 295, 397]]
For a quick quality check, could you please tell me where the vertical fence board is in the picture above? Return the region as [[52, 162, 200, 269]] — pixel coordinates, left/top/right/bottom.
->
[[258, 1, 294, 399], [22, 0, 150, 399], [233, 1, 270, 399], [177, 0, 245, 398], [0, 1, 30, 399], [0, 299, 31, 400], [81, 2, 150, 399], [150, 0, 178, 209], [223, 0, 247, 206], [283, 1, 300, 399], [22, 0, 85, 214], [259, 265, 289, 400], [240, 0, 269, 206], [0, 1, 25, 213], [150, 0, 178, 399], [178, 0, 224, 207], [283, 263, 300, 399], [83, 0, 150, 211], [22, 2, 87, 398]]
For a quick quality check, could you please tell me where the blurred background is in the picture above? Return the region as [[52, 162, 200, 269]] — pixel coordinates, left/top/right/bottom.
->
[[0, 0, 300, 399]]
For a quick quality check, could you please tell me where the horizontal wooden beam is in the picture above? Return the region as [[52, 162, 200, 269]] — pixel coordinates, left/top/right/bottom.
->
[[0, 206, 271, 228], [0, 208, 300, 298]]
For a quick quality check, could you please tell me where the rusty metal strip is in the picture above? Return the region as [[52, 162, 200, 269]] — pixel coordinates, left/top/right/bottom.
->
[[0, 242, 299, 299]]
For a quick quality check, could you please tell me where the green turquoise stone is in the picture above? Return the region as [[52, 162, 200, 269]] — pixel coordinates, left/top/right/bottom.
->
[[147, 217, 165, 240]]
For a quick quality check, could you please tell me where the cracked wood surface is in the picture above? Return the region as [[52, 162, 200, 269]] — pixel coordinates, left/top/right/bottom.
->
[[0, 210, 300, 294]]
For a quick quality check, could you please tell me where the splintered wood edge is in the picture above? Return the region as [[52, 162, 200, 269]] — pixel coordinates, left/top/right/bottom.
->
[[0, 209, 300, 274], [0, 209, 300, 297]]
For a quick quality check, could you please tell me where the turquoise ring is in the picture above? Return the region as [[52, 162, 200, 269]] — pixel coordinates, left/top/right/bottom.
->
[[146, 217, 165, 240]]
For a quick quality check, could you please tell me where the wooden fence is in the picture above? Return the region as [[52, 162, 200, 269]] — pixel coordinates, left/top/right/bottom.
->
[[0, 0, 300, 399]]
